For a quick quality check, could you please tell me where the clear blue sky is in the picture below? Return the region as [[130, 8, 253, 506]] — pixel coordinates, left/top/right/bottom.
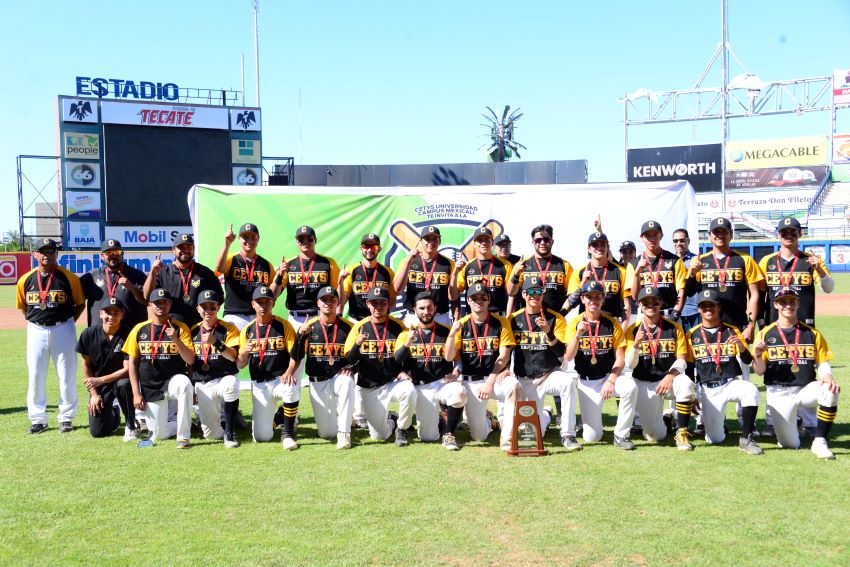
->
[[3, 0, 850, 236]]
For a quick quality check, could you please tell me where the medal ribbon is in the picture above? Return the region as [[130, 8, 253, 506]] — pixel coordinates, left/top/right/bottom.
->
[[105, 268, 122, 298], [641, 318, 662, 362], [319, 320, 339, 364], [416, 326, 436, 365], [470, 313, 490, 362], [698, 325, 723, 369], [776, 323, 801, 369], [588, 263, 608, 288], [150, 320, 170, 360], [422, 257, 438, 291], [36, 269, 56, 305], [299, 256, 316, 286], [476, 258, 494, 287], [201, 322, 218, 367], [177, 263, 195, 300], [241, 253, 257, 286], [362, 264, 380, 291], [534, 256, 552, 286], [369, 320, 389, 359], [254, 319, 273, 364], [585, 316, 601, 360], [711, 254, 731, 289], [776, 255, 799, 287], [647, 255, 663, 287]]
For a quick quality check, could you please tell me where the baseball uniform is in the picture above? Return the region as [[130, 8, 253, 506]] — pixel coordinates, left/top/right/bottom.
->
[[80, 260, 147, 328], [456, 256, 512, 315], [401, 254, 455, 326], [759, 251, 829, 327], [153, 261, 222, 328], [508, 255, 574, 313], [221, 252, 273, 329], [190, 319, 241, 442]]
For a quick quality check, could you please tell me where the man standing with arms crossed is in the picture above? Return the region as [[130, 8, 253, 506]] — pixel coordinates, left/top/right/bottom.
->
[[450, 227, 512, 316], [216, 223, 274, 330], [17, 238, 85, 434], [80, 239, 147, 328], [505, 224, 574, 315], [394, 226, 455, 326], [395, 292, 467, 450], [445, 282, 519, 451]]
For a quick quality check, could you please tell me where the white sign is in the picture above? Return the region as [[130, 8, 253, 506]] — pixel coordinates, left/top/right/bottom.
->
[[67, 221, 101, 248], [696, 189, 815, 214], [101, 101, 229, 129], [830, 245, 850, 265], [834, 69, 850, 106], [64, 162, 101, 189], [233, 166, 261, 185], [103, 226, 192, 248], [66, 191, 102, 220], [61, 98, 99, 123], [55, 250, 173, 276], [230, 109, 261, 131]]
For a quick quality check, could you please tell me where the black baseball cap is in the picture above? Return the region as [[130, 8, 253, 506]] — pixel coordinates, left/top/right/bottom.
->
[[361, 233, 380, 245], [580, 282, 605, 296], [522, 276, 544, 291], [239, 223, 259, 236], [494, 234, 511, 246], [473, 227, 493, 240], [709, 217, 733, 233], [637, 286, 664, 305], [198, 290, 221, 304], [36, 238, 59, 251], [150, 288, 172, 302], [102, 297, 127, 311], [172, 233, 194, 246], [696, 289, 720, 306], [619, 240, 636, 251], [777, 217, 802, 232], [252, 286, 275, 301], [775, 287, 799, 300], [640, 220, 662, 235], [587, 231, 608, 245], [366, 287, 390, 301], [101, 239, 122, 252], [420, 226, 441, 238], [317, 286, 338, 299], [296, 226, 316, 238], [467, 282, 490, 298]]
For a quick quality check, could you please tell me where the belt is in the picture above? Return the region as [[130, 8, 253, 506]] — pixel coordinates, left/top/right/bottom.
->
[[290, 309, 318, 317], [309, 375, 334, 383], [32, 318, 70, 328], [579, 375, 608, 381], [702, 377, 730, 389], [522, 370, 553, 380], [461, 375, 485, 382]]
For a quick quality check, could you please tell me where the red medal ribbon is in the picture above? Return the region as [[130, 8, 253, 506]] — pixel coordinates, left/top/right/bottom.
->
[[416, 325, 436, 365], [362, 263, 380, 291], [585, 316, 601, 360], [241, 253, 257, 286], [254, 319, 273, 364], [588, 263, 608, 288], [105, 268, 122, 298], [776, 254, 799, 287], [476, 258, 495, 287], [201, 322, 218, 367], [369, 320, 389, 359], [470, 313, 490, 362], [647, 255, 663, 288], [422, 257, 438, 291], [177, 262, 195, 299], [641, 318, 662, 362], [534, 256, 552, 286], [150, 320, 170, 360], [319, 319, 339, 365], [698, 324, 723, 369], [776, 323, 801, 369], [36, 269, 56, 305], [299, 256, 316, 286], [711, 253, 731, 289]]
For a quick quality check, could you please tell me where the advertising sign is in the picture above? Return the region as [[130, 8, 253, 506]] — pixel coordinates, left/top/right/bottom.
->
[[101, 101, 229, 130], [76, 76, 179, 101], [725, 136, 828, 170], [103, 226, 192, 248], [0, 253, 32, 285], [833, 134, 850, 164], [696, 189, 815, 214], [627, 143, 721, 192], [64, 162, 101, 189], [830, 245, 850, 266], [230, 109, 261, 131], [52, 250, 173, 277], [66, 191, 102, 219], [233, 166, 262, 185], [834, 69, 850, 106], [231, 139, 261, 164], [63, 132, 100, 160], [61, 98, 98, 123], [67, 221, 101, 248], [724, 166, 827, 190]]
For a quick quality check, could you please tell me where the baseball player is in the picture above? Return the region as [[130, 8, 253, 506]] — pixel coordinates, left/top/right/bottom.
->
[[123, 288, 196, 448], [80, 238, 147, 328], [444, 282, 519, 451], [624, 286, 695, 451], [759, 217, 833, 328], [671, 229, 700, 332], [564, 282, 637, 450], [618, 240, 637, 269], [494, 233, 521, 266], [76, 298, 134, 439], [144, 233, 222, 328], [510, 277, 580, 450], [684, 217, 762, 342], [450, 227, 511, 316], [626, 220, 686, 321], [338, 232, 396, 321], [565, 232, 630, 322], [393, 225, 455, 327], [505, 224, 574, 315], [343, 287, 416, 446], [190, 290, 241, 448], [291, 286, 356, 449], [17, 238, 85, 434], [395, 292, 467, 450], [237, 286, 299, 448], [686, 289, 763, 455], [752, 287, 840, 459], [215, 223, 274, 330]]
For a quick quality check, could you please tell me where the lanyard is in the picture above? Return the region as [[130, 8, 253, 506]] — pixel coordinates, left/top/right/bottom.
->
[[240, 253, 257, 285], [299, 256, 316, 286], [421, 257, 438, 291], [200, 322, 218, 367], [534, 256, 552, 285], [470, 313, 490, 362], [641, 318, 662, 364], [370, 320, 389, 359], [105, 268, 122, 298], [588, 263, 608, 287], [776, 323, 801, 369], [699, 325, 723, 371], [416, 325, 436, 366], [254, 319, 273, 363], [177, 263, 195, 300], [584, 316, 601, 361], [362, 263, 380, 291], [711, 253, 731, 289], [476, 258, 494, 286], [319, 320, 339, 365], [150, 320, 170, 360], [36, 269, 56, 305], [777, 254, 799, 287]]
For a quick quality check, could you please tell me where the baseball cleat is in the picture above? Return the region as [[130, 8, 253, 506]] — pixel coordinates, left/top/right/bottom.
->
[[282, 436, 298, 451], [394, 425, 409, 447], [442, 433, 460, 451], [738, 434, 763, 456], [810, 437, 835, 460], [630, 424, 643, 437], [273, 407, 285, 430], [27, 423, 48, 435], [499, 436, 512, 451], [223, 433, 240, 449], [613, 435, 635, 451], [176, 439, 191, 450], [693, 423, 706, 436], [123, 428, 139, 442], [58, 421, 73, 433], [561, 435, 583, 452], [760, 424, 775, 438], [336, 432, 351, 450], [674, 428, 694, 451], [352, 418, 369, 430]]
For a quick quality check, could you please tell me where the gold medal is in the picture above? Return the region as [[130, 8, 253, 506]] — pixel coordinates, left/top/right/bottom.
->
[[183, 294, 191, 302], [39, 303, 47, 310], [715, 364, 721, 373], [201, 363, 210, 371], [718, 285, 727, 293], [791, 364, 800, 373], [651, 356, 656, 365], [590, 356, 597, 365]]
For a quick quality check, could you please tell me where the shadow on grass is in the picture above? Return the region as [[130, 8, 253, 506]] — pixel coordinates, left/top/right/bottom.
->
[[0, 406, 28, 415]]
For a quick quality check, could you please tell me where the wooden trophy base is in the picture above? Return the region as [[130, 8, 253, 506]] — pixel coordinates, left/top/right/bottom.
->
[[506, 400, 548, 457]]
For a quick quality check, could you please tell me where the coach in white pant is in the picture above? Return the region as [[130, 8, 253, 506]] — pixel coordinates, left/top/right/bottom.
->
[[27, 319, 79, 428]]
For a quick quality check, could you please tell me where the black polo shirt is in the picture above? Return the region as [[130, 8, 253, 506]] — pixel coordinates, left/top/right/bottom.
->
[[81, 263, 148, 327]]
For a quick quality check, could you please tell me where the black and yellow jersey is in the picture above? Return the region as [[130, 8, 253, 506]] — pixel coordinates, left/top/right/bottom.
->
[[565, 313, 626, 379], [759, 251, 827, 327], [239, 317, 296, 383], [190, 320, 240, 382], [625, 250, 685, 310], [452, 313, 515, 378], [686, 323, 748, 383], [757, 322, 833, 387], [402, 254, 455, 313], [341, 263, 395, 320], [510, 308, 567, 377], [394, 323, 455, 385], [123, 319, 193, 402], [688, 250, 763, 329], [293, 316, 356, 379], [221, 253, 274, 316], [283, 254, 340, 312], [625, 317, 687, 382], [568, 261, 629, 318], [16, 266, 84, 324], [344, 316, 406, 388], [457, 256, 511, 312], [508, 255, 573, 313]]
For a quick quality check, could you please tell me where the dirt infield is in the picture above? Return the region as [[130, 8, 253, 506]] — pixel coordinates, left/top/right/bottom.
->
[[1, 295, 847, 331]]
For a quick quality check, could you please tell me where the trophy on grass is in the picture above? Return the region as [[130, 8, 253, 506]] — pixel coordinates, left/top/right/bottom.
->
[[506, 400, 548, 457]]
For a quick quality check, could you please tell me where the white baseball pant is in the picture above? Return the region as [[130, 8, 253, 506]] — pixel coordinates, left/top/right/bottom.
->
[[575, 375, 638, 442], [309, 373, 355, 438], [252, 379, 300, 442], [698, 378, 759, 444], [26, 318, 78, 425], [766, 382, 839, 450], [463, 375, 520, 443], [288, 312, 316, 386], [359, 379, 417, 440], [517, 370, 577, 438], [634, 375, 696, 442], [414, 380, 467, 441], [145, 374, 193, 441], [195, 375, 240, 439]]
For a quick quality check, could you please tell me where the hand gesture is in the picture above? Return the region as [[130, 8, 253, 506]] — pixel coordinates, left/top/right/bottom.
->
[[580, 268, 593, 286], [593, 214, 603, 233], [409, 246, 421, 260], [576, 318, 589, 337], [688, 257, 705, 277], [117, 275, 128, 287], [164, 322, 176, 339], [151, 254, 164, 275], [635, 252, 649, 273], [278, 256, 289, 275], [454, 256, 467, 273], [338, 263, 349, 286], [753, 339, 766, 357], [450, 320, 463, 336], [725, 332, 745, 352], [535, 313, 551, 334], [806, 254, 820, 268], [298, 323, 312, 336], [740, 326, 754, 344], [633, 325, 646, 346], [224, 224, 236, 246], [404, 326, 416, 346], [355, 332, 368, 346], [513, 258, 527, 276]]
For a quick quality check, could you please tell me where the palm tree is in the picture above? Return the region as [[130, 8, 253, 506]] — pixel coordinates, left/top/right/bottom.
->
[[480, 105, 526, 162]]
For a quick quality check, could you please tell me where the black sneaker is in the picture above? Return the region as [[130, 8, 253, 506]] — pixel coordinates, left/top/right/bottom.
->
[[272, 406, 285, 429], [58, 421, 73, 433], [224, 432, 240, 449], [395, 423, 409, 447], [613, 435, 636, 450], [693, 422, 706, 436], [352, 418, 369, 429], [630, 424, 643, 437], [28, 423, 48, 434]]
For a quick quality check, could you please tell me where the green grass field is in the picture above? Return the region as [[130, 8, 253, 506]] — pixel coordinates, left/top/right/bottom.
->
[[1, 281, 848, 565]]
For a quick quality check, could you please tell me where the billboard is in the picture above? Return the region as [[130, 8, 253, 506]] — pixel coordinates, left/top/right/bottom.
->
[[0, 253, 32, 285], [67, 221, 101, 248], [61, 98, 98, 123], [725, 136, 828, 170], [724, 166, 827, 190], [834, 134, 850, 164], [231, 139, 261, 164], [696, 189, 815, 214], [233, 166, 262, 185], [834, 69, 850, 106], [101, 101, 229, 129], [64, 162, 101, 189], [627, 143, 721, 192], [103, 226, 192, 248], [63, 132, 100, 159], [66, 191, 102, 219]]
